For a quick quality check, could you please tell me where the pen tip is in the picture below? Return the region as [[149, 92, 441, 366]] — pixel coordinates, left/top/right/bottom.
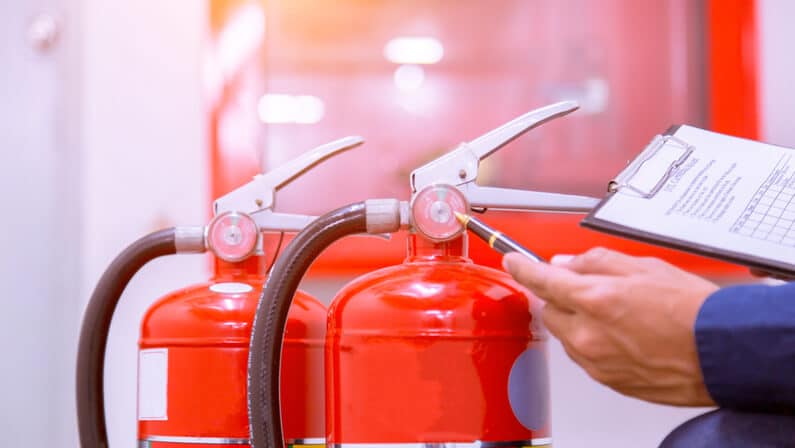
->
[[454, 211, 468, 225]]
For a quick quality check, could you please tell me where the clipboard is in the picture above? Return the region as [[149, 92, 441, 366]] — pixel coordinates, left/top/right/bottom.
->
[[581, 125, 795, 277]]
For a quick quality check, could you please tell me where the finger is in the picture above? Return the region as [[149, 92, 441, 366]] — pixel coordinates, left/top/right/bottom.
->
[[503, 252, 594, 309], [556, 337, 611, 386], [550, 254, 575, 265], [558, 340, 592, 372], [542, 313, 624, 385], [540, 303, 576, 340], [557, 247, 643, 276]]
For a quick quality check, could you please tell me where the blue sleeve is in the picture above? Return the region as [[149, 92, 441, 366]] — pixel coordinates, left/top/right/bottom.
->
[[695, 282, 795, 412]]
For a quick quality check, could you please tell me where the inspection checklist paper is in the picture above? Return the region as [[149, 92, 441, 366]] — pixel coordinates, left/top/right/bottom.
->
[[582, 125, 795, 274]]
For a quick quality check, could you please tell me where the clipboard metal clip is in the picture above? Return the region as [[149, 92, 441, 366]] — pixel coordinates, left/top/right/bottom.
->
[[608, 134, 695, 198], [410, 101, 601, 213]]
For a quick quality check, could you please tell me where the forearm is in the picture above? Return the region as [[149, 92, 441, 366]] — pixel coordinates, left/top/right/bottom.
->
[[696, 282, 795, 412]]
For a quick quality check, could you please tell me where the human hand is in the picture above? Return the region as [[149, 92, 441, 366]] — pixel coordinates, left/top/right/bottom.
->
[[502, 247, 719, 407]]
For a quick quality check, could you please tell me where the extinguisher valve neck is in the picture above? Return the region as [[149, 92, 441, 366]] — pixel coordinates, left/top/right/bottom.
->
[[364, 199, 406, 234], [174, 225, 207, 253]]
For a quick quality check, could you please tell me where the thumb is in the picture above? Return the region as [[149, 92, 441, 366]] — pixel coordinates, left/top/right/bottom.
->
[[556, 247, 642, 276]]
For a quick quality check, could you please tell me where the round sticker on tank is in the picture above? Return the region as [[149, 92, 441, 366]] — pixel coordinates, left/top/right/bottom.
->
[[209, 282, 254, 294], [507, 347, 549, 430]]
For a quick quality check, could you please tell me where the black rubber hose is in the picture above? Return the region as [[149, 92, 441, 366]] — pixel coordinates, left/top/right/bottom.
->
[[77, 229, 177, 448], [248, 203, 367, 448]]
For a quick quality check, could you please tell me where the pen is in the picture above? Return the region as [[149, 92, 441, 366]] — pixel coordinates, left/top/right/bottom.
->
[[454, 212, 546, 263]]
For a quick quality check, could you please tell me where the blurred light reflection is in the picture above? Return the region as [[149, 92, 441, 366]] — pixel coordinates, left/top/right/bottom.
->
[[384, 36, 444, 65], [393, 64, 425, 92], [257, 94, 325, 124]]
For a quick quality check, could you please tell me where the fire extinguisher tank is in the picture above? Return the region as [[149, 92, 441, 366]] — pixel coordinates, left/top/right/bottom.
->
[[139, 255, 326, 447], [326, 235, 551, 447]]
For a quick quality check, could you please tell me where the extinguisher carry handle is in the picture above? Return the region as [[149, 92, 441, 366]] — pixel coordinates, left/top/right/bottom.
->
[[409, 101, 600, 214]]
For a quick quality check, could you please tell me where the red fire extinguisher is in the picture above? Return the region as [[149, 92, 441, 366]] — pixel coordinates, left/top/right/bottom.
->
[[76, 136, 364, 448], [247, 101, 601, 448]]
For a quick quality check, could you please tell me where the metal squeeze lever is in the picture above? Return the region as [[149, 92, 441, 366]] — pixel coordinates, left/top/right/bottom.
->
[[407, 101, 602, 242], [207, 136, 364, 261]]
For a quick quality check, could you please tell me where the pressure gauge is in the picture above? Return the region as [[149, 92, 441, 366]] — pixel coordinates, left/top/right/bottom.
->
[[411, 184, 469, 241], [206, 211, 259, 262]]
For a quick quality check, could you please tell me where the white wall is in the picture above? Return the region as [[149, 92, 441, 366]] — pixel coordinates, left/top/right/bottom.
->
[[759, 0, 795, 148], [79, 0, 209, 445], [0, 0, 82, 446]]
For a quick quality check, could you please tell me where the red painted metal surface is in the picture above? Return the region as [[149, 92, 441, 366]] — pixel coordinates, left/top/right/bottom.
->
[[326, 235, 551, 446], [138, 255, 326, 447], [707, 0, 759, 139]]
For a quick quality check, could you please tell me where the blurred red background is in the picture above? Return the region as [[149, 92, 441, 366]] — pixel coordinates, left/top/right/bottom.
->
[[206, 0, 758, 277]]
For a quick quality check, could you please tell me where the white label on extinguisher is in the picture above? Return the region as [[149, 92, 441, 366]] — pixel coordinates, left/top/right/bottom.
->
[[138, 348, 168, 420]]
